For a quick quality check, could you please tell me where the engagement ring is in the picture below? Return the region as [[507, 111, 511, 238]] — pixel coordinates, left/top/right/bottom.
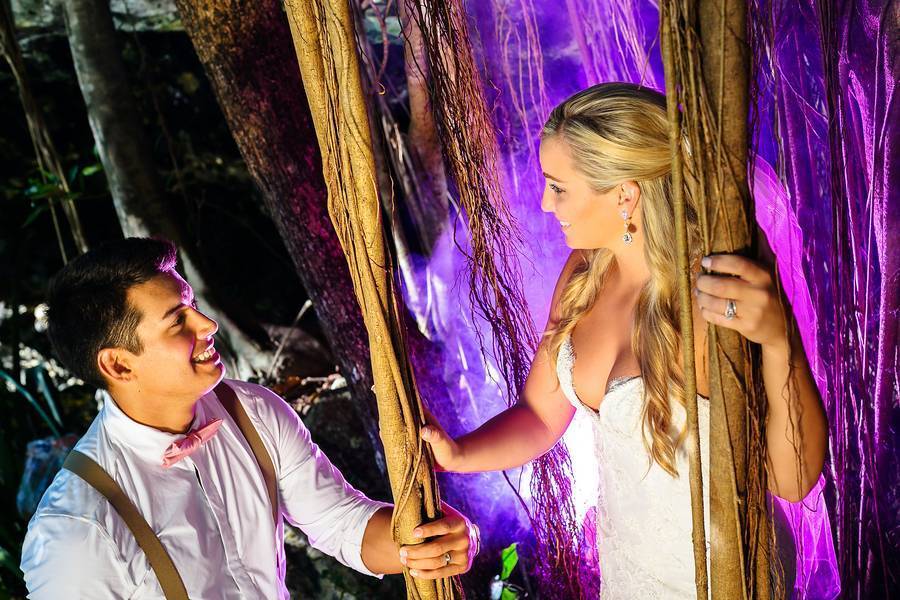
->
[[725, 299, 738, 320]]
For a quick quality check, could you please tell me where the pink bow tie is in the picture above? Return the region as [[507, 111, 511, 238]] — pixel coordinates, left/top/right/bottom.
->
[[162, 419, 223, 468]]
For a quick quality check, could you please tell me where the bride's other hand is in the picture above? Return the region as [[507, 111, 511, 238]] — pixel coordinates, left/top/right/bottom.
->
[[695, 251, 828, 501], [694, 253, 788, 352], [420, 405, 464, 472]]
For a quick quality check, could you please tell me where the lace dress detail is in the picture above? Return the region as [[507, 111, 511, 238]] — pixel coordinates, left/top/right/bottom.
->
[[557, 334, 710, 599]]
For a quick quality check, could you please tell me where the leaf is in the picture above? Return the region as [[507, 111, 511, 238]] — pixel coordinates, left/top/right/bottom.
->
[[176, 72, 201, 95], [81, 163, 103, 177], [384, 16, 402, 41], [0, 544, 18, 577], [25, 183, 60, 200], [362, 15, 402, 45], [500, 587, 519, 600], [36, 168, 59, 185], [34, 367, 63, 428], [21, 204, 49, 228], [500, 542, 518, 580], [67, 165, 79, 184], [0, 370, 61, 437]]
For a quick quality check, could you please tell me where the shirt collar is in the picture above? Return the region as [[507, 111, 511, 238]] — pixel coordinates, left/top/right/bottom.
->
[[100, 390, 216, 467]]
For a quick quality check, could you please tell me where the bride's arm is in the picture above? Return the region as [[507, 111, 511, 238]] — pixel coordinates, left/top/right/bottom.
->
[[695, 251, 828, 503], [422, 251, 582, 473], [425, 344, 577, 473], [759, 323, 828, 502]]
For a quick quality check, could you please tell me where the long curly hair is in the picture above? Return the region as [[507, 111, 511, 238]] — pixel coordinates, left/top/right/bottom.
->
[[542, 82, 702, 477]]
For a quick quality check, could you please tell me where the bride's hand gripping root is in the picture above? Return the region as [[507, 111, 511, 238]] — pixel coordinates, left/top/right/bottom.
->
[[420, 405, 464, 472], [694, 253, 788, 352], [693, 252, 828, 501]]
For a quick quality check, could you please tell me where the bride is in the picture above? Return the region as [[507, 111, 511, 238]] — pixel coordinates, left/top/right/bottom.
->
[[409, 83, 828, 598]]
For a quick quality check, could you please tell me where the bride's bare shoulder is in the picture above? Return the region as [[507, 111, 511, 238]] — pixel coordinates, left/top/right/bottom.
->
[[547, 250, 587, 325], [556, 250, 587, 292]]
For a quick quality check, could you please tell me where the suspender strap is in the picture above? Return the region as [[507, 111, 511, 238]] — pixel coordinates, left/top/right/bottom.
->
[[62, 450, 189, 600], [62, 382, 278, 597], [215, 381, 279, 525]]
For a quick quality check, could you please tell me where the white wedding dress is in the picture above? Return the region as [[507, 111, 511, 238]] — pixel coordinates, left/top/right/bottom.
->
[[557, 333, 710, 599]]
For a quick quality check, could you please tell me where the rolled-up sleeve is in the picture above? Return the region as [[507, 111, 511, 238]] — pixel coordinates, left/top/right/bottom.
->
[[243, 383, 392, 576]]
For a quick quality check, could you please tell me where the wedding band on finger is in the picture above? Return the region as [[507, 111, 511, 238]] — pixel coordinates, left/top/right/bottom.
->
[[443, 551, 452, 566], [724, 299, 738, 320]]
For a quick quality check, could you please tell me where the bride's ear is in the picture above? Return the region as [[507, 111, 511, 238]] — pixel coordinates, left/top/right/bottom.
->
[[621, 181, 640, 206], [616, 181, 641, 214]]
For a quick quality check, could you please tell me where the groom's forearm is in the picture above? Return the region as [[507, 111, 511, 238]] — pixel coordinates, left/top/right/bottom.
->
[[361, 506, 403, 574]]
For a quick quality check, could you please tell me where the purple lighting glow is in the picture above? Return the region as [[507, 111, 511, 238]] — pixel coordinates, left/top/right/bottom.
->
[[387, 0, 895, 596]]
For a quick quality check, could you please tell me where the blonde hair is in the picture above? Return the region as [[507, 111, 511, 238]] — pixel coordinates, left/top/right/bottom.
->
[[542, 83, 701, 477]]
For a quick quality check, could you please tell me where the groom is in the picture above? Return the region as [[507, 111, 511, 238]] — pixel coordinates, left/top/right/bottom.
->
[[21, 238, 476, 598]]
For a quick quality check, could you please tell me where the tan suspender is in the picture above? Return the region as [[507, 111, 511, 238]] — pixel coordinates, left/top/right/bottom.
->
[[214, 381, 279, 524], [63, 450, 190, 600], [62, 381, 279, 599]]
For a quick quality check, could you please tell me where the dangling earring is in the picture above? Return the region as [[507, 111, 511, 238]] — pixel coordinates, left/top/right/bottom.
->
[[620, 209, 634, 244]]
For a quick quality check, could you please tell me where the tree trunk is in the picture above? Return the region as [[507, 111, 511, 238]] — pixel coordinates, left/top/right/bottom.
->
[[660, 0, 773, 597], [172, 0, 386, 471], [660, 9, 709, 597], [60, 0, 273, 379], [698, 2, 772, 597], [283, 1, 452, 598], [1, 0, 87, 261]]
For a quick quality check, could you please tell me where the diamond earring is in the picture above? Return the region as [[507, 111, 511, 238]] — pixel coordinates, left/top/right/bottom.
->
[[621, 209, 633, 244]]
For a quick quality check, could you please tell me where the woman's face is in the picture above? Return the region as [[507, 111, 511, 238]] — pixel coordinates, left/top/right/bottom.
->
[[539, 135, 632, 250]]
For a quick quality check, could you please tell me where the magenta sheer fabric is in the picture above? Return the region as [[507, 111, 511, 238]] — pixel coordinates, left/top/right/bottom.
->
[[397, 0, 895, 596], [755, 158, 840, 598], [759, 0, 898, 596]]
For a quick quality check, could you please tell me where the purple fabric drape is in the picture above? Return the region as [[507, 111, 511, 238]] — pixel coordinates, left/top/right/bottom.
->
[[389, 0, 895, 596], [763, 0, 899, 596], [755, 158, 840, 598]]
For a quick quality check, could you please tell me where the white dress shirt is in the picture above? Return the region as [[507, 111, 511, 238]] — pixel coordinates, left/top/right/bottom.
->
[[21, 379, 390, 599]]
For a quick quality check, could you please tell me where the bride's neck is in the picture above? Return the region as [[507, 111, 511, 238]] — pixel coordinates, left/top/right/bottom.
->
[[608, 244, 650, 293]]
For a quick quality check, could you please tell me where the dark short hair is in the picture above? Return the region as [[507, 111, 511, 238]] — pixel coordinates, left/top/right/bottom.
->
[[46, 237, 178, 388]]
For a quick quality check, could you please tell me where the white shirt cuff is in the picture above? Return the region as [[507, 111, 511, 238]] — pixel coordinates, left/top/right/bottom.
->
[[343, 500, 393, 578]]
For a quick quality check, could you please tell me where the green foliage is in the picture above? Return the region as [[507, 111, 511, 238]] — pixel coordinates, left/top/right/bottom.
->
[[492, 542, 525, 599], [362, 14, 402, 46], [500, 587, 519, 600], [11, 160, 102, 255], [0, 152, 100, 593], [0, 545, 17, 582], [500, 542, 519, 581], [0, 360, 93, 596], [0, 369, 61, 437], [80, 163, 103, 177]]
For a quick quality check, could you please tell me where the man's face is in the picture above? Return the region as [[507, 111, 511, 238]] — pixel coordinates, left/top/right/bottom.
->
[[116, 270, 224, 401]]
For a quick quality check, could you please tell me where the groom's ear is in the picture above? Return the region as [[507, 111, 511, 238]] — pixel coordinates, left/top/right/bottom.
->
[[97, 348, 134, 385]]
